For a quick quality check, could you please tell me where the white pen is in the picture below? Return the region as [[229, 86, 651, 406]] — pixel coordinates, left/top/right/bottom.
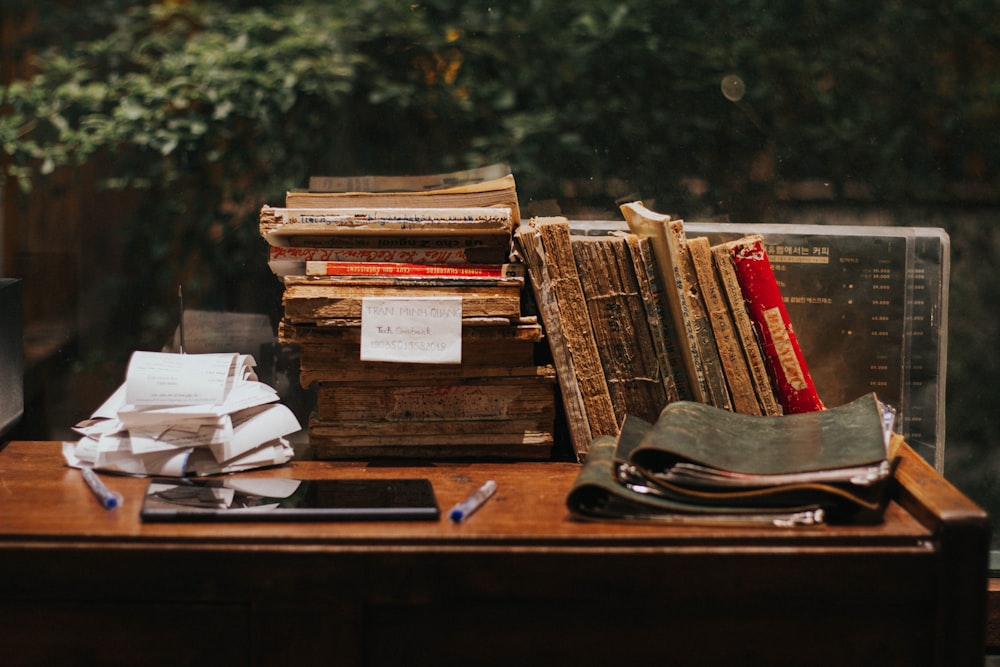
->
[[81, 466, 123, 510], [448, 480, 497, 523]]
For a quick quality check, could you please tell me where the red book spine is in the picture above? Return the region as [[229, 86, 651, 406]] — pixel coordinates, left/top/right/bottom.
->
[[305, 261, 514, 277], [729, 238, 824, 414]]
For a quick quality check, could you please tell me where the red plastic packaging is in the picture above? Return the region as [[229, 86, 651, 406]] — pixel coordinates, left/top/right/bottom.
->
[[729, 238, 824, 414]]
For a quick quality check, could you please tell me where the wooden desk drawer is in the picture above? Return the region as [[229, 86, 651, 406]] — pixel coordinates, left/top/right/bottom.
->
[[0, 602, 251, 666]]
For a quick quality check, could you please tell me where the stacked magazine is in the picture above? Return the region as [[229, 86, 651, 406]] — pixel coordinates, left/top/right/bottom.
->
[[63, 351, 301, 476], [566, 392, 898, 526]]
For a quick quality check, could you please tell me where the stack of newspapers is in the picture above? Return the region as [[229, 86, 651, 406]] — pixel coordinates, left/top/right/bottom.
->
[[63, 351, 301, 476]]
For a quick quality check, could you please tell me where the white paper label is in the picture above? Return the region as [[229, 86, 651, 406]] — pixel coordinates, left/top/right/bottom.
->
[[360, 296, 462, 364]]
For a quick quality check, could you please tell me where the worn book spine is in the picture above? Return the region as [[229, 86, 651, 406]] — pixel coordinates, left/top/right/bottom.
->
[[299, 364, 550, 387], [514, 222, 594, 460], [260, 205, 513, 236], [307, 163, 512, 193], [727, 236, 824, 414], [300, 337, 539, 370], [268, 246, 505, 277], [298, 172, 517, 197], [624, 234, 683, 403], [304, 260, 522, 278], [310, 417, 556, 440], [283, 274, 524, 288], [620, 202, 708, 404], [687, 236, 762, 416], [309, 420, 555, 460], [285, 173, 521, 224], [629, 234, 690, 402], [670, 224, 734, 411], [281, 278, 523, 322], [299, 362, 555, 386], [278, 318, 544, 345], [264, 230, 514, 256], [572, 235, 668, 425], [711, 239, 783, 416], [533, 219, 620, 441], [292, 324, 544, 382], [314, 377, 557, 422]]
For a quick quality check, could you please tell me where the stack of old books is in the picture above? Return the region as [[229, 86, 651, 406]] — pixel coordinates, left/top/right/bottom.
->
[[515, 203, 826, 462], [261, 165, 559, 459]]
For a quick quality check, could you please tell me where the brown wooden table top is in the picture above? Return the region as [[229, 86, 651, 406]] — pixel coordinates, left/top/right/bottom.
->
[[0, 440, 942, 552]]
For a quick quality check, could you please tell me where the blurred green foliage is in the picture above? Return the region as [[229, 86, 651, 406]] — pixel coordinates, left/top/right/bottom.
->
[[5, 1, 998, 202]]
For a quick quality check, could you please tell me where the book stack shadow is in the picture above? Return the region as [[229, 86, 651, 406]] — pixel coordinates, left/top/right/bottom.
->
[[261, 168, 559, 459]]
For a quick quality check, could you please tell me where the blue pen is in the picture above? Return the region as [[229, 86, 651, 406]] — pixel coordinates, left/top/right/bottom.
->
[[449, 480, 497, 523], [81, 466, 123, 510]]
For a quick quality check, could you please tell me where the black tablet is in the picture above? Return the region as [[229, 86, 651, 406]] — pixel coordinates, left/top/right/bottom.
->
[[140, 476, 440, 522]]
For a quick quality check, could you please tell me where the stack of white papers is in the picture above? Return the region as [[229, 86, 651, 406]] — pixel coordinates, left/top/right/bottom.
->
[[63, 351, 302, 476]]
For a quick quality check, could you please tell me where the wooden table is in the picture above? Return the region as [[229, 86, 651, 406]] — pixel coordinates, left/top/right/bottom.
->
[[0, 440, 988, 666]]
